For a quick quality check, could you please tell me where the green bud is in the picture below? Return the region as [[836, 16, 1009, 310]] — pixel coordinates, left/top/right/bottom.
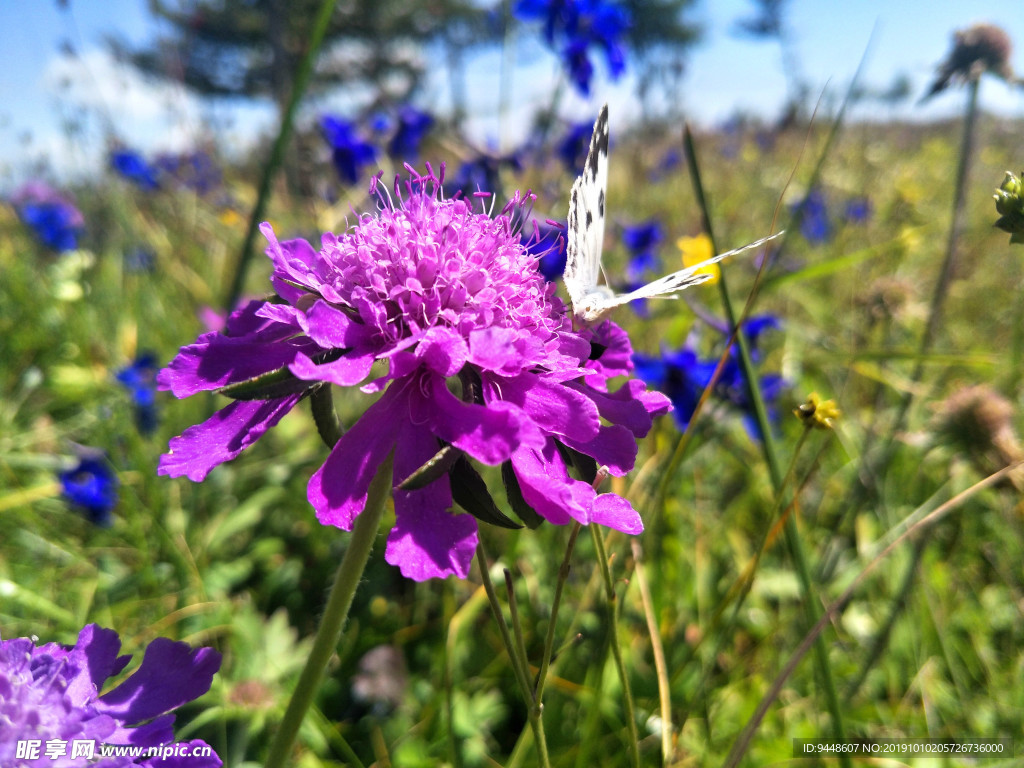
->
[[994, 170, 1024, 245]]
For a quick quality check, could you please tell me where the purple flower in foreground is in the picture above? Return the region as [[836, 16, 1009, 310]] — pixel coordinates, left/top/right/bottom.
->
[[159, 166, 669, 580], [0, 624, 221, 768]]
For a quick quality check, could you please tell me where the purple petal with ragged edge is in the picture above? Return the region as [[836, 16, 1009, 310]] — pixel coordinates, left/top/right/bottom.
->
[[290, 350, 376, 386], [583, 319, 635, 389], [418, 374, 542, 465], [568, 378, 662, 438], [158, 333, 314, 398], [61, 625, 123, 708], [561, 423, 638, 476], [308, 384, 405, 530], [591, 493, 643, 534], [385, 420, 477, 580], [304, 299, 378, 350], [97, 637, 220, 723], [482, 371, 600, 441], [262, 223, 323, 303], [159, 395, 302, 481], [414, 326, 468, 377], [510, 440, 591, 526]]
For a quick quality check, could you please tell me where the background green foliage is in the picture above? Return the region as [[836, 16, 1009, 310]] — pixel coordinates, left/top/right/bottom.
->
[[2, 107, 1023, 766]]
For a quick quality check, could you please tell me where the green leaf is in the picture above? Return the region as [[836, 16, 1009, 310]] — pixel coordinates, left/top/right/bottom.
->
[[397, 443, 462, 490], [501, 460, 544, 529], [450, 456, 521, 529]]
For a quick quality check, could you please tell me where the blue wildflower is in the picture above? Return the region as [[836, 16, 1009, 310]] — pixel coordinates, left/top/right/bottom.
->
[[388, 106, 434, 157], [621, 220, 663, 254], [116, 352, 160, 434], [0, 624, 221, 767], [525, 218, 567, 281], [321, 115, 378, 185], [633, 315, 785, 437], [124, 245, 156, 273], [446, 152, 523, 200], [516, 0, 631, 96], [11, 182, 84, 253], [110, 149, 161, 190], [844, 196, 871, 224], [59, 454, 119, 526], [791, 188, 831, 244], [154, 151, 222, 195], [557, 119, 595, 173]]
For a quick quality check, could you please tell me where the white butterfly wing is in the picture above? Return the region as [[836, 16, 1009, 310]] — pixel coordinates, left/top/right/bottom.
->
[[563, 104, 783, 323], [564, 104, 610, 310], [602, 232, 784, 310]]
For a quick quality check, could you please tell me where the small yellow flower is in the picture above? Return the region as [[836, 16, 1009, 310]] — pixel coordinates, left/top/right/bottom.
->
[[218, 208, 244, 227], [794, 393, 841, 430], [677, 233, 720, 284]]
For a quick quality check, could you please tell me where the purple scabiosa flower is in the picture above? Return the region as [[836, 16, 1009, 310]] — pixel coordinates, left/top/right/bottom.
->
[[11, 181, 84, 253], [791, 188, 831, 244], [59, 454, 118, 527], [633, 315, 784, 437], [0, 624, 221, 768], [159, 166, 669, 580], [320, 115, 378, 185], [387, 107, 434, 158], [110, 149, 161, 191], [116, 353, 160, 435]]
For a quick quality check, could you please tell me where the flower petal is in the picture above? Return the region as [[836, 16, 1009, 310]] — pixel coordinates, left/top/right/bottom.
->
[[290, 350, 376, 386], [158, 333, 313, 398], [420, 375, 542, 465], [484, 372, 600, 442], [308, 385, 404, 529], [96, 637, 221, 723], [159, 395, 302, 481], [385, 421, 477, 580]]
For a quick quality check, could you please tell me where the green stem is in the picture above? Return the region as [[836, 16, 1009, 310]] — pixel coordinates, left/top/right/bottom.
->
[[535, 522, 582, 703], [223, 0, 338, 311], [590, 526, 641, 768], [476, 545, 552, 768], [264, 453, 392, 768]]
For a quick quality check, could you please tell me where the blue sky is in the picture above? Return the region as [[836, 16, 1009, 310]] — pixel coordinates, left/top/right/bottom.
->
[[0, 0, 1021, 187]]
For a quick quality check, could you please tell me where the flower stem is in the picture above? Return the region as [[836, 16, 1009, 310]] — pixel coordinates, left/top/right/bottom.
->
[[534, 522, 582, 703], [590, 525, 641, 768], [264, 453, 393, 768], [223, 0, 338, 312], [476, 543, 552, 768]]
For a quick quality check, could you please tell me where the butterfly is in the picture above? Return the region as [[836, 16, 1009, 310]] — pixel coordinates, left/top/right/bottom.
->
[[563, 104, 783, 324]]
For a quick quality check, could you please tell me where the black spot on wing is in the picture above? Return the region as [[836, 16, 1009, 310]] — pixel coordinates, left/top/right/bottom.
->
[[598, 189, 605, 218], [585, 211, 593, 227], [583, 104, 609, 182]]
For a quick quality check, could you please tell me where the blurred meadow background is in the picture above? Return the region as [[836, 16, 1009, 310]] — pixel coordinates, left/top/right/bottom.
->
[[2, 0, 1024, 766]]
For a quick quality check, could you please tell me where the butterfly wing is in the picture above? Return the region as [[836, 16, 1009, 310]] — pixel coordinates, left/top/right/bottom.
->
[[599, 232, 784, 311], [564, 104, 610, 311]]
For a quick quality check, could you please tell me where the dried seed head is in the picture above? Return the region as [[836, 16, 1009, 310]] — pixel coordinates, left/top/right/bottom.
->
[[922, 23, 1019, 101]]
